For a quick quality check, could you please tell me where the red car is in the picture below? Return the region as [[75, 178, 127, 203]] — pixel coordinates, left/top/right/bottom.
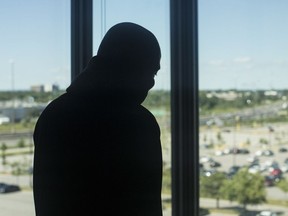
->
[[270, 168, 282, 176]]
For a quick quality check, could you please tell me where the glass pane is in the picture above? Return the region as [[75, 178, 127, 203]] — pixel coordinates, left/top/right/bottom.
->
[[0, 1, 70, 215], [199, 1, 288, 215], [93, 0, 171, 215]]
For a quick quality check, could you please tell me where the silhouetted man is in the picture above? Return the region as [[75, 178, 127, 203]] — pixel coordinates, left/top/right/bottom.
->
[[33, 22, 163, 216]]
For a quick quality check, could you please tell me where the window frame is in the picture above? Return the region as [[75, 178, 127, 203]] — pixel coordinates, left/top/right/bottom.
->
[[71, 0, 93, 81], [170, 0, 199, 215]]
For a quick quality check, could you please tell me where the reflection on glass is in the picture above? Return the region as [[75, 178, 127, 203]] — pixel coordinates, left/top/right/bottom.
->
[[199, 1, 288, 215], [0, 0, 70, 214], [93, 0, 171, 215]]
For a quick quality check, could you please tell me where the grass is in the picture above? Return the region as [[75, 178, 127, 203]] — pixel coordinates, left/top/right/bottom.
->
[[0, 122, 35, 133], [267, 199, 288, 207], [208, 207, 239, 215], [0, 150, 33, 157]]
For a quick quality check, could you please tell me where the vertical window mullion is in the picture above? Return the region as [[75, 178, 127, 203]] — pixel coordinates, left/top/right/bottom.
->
[[170, 0, 199, 215], [71, 0, 93, 81]]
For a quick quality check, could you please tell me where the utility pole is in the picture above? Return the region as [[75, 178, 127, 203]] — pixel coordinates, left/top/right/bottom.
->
[[10, 59, 15, 133]]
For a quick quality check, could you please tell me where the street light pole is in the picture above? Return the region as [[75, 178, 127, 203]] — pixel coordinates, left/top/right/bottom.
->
[[101, 0, 106, 38], [233, 115, 240, 166], [9, 59, 15, 133]]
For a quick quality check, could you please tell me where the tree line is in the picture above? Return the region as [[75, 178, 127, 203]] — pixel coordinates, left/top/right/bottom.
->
[[200, 168, 288, 211], [0, 89, 287, 112], [0, 90, 64, 103]]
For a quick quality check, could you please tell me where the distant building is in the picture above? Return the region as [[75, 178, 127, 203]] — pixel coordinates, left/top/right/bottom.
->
[[31, 84, 60, 93], [206, 91, 240, 101], [0, 97, 47, 123], [264, 90, 278, 96], [31, 85, 44, 93], [0, 114, 10, 125], [44, 84, 60, 92]]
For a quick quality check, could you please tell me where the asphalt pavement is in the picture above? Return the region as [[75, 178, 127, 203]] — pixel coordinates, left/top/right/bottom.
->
[[0, 191, 35, 216]]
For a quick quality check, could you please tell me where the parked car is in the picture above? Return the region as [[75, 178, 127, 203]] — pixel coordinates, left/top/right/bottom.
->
[[200, 156, 213, 163], [279, 147, 288, 153], [280, 164, 288, 173], [256, 210, 277, 216], [227, 165, 241, 178], [231, 147, 241, 154], [263, 150, 274, 156], [214, 150, 224, 156], [255, 150, 264, 156], [262, 160, 279, 172], [247, 156, 259, 164], [255, 150, 274, 157], [223, 148, 232, 155], [203, 169, 217, 177], [0, 183, 21, 193], [264, 175, 281, 187], [223, 147, 245, 155], [248, 164, 262, 174], [209, 160, 221, 168], [239, 148, 250, 154], [264, 175, 275, 187], [268, 126, 275, 132], [270, 168, 282, 177]]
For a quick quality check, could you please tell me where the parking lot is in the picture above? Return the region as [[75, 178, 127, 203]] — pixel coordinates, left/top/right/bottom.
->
[[200, 123, 288, 203]]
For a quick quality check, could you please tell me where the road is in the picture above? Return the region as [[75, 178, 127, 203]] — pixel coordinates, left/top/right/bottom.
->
[[0, 191, 35, 216], [200, 197, 288, 216], [0, 131, 33, 141], [200, 100, 285, 126]]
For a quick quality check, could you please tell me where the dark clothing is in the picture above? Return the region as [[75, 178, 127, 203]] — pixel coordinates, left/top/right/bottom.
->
[[33, 56, 163, 215]]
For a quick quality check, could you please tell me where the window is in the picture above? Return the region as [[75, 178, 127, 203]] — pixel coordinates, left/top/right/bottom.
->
[[0, 0, 70, 91], [0, 0, 70, 214], [8, 1, 288, 215], [199, 1, 288, 215]]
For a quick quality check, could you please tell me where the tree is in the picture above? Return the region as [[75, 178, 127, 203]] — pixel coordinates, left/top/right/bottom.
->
[[1, 143, 7, 165], [17, 138, 25, 148], [259, 138, 268, 145], [216, 132, 222, 142], [10, 158, 31, 185], [221, 168, 266, 210], [200, 172, 226, 208]]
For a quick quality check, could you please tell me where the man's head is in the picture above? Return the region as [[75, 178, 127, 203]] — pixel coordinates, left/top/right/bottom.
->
[[97, 22, 161, 74], [97, 22, 161, 103]]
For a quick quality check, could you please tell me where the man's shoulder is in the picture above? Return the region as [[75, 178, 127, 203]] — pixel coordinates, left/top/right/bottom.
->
[[40, 93, 71, 117], [35, 93, 79, 129], [138, 105, 157, 120], [33, 93, 84, 142], [119, 105, 159, 130]]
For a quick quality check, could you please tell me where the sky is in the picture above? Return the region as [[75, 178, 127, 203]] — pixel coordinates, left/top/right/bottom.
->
[[0, 0, 288, 91]]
